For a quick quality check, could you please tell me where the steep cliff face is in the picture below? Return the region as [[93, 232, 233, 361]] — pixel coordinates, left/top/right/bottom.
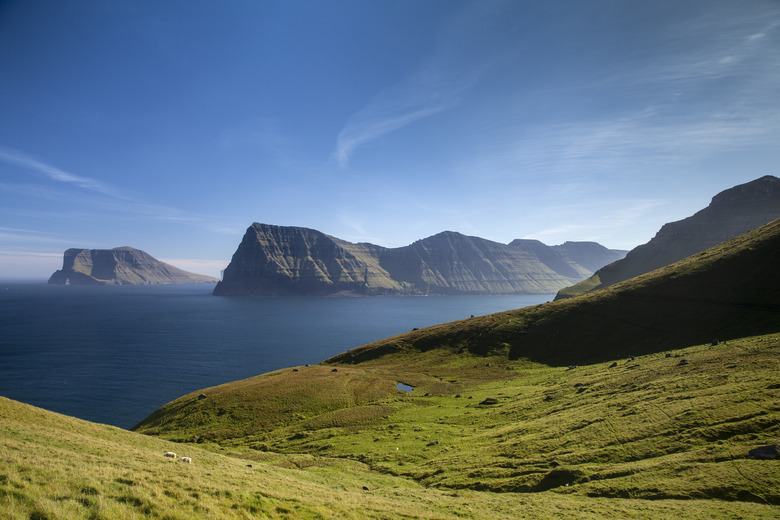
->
[[378, 233, 595, 294], [212, 224, 407, 296], [556, 175, 780, 299], [214, 224, 625, 296], [48, 247, 218, 285]]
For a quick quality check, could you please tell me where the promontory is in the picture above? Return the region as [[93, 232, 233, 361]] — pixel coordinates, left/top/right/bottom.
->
[[48, 247, 219, 285], [213, 224, 626, 296]]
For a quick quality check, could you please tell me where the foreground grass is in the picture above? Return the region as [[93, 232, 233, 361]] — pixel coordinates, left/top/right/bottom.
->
[[7, 394, 778, 519], [3, 395, 778, 520], [131, 334, 780, 518]]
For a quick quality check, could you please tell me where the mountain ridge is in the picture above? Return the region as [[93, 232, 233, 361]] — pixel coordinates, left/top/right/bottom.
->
[[213, 224, 626, 296], [556, 174, 780, 300], [327, 216, 780, 367]]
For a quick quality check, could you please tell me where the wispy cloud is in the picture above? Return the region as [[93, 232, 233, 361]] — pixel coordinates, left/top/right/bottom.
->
[[0, 147, 119, 197], [470, 9, 780, 181], [332, 2, 499, 167], [0, 146, 213, 226], [334, 76, 473, 167], [0, 226, 79, 245]]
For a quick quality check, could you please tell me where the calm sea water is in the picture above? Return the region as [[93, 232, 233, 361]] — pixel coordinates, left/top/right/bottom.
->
[[0, 282, 551, 429]]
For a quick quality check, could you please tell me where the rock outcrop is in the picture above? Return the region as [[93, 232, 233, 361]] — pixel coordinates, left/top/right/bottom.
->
[[48, 247, 218, 285], [555, 175, 780, 300], [212, 224, 626, 296]]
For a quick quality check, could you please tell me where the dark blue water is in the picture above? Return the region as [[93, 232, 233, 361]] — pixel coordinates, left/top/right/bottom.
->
[[0, 283, 551, 429]]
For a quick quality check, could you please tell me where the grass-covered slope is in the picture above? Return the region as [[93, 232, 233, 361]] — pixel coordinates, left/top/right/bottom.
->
[[11, 219, 779, 518], [555, 175, 780, 300], [10, 393, 776, 520], [130, 219, 780, 516], [131, 336, 780, 516], [331, 217, 780, 366]]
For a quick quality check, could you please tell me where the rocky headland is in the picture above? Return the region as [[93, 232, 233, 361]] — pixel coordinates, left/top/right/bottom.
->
[[212, 224, 626, 296], [48, 247, 218, 285]]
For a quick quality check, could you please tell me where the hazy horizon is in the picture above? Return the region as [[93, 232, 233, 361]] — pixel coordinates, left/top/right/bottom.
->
[[2, 1, 779, 279]]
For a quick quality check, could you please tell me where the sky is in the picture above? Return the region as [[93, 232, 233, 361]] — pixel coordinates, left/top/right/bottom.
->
[[1, 0, 779, 279]]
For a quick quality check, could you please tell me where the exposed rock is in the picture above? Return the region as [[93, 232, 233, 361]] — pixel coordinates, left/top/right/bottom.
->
[[480, 398, 499, 405], [212, 223, 626, 296], [556, 176, 780, 299], [748, 445, 779, 459], [532, 469, 583, 491], [48, 247, 218, 285]]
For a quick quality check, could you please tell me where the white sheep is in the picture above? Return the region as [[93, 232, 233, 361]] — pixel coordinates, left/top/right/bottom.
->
[[178, 456, 192, 464], [164, 452, 177, 459]]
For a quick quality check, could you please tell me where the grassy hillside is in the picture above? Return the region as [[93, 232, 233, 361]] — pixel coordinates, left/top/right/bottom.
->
[[132, 335, 779, 508], [555, 175, 780, 300], [329, 217, 780, 366], [4, 335, 780, 519], [7, 220, 780, 518], [9, 385, 778, 520]]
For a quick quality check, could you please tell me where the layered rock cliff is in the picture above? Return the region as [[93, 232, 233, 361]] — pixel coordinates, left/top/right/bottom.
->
[[213, 224, 626, 296], [555, 175, 780, 299], [48, 247, 218, 285], [212, 224, 407, 296]]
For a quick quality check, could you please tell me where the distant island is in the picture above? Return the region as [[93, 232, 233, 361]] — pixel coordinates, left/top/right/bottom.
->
[[48, 247, 219, 285], [213, 225, 627, 296]]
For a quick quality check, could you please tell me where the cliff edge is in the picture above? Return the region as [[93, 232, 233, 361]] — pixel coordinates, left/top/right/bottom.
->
[[213, 223, 626, 296], [48, 247, 218, 285]]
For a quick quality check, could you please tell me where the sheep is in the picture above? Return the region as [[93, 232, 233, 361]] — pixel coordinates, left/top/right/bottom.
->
[[164, 452, 177, 459], [178, 456, 192, 464]]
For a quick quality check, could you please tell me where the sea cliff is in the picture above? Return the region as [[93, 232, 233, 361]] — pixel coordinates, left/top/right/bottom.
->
[[213, 224, 625, 296], [48, 247, 218, 285]]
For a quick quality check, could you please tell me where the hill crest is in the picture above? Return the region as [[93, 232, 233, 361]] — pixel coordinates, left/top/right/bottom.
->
[[556, 175, 780, 299]]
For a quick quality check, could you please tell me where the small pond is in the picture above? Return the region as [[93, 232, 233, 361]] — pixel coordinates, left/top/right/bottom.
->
[[396, 382, 414, 393]]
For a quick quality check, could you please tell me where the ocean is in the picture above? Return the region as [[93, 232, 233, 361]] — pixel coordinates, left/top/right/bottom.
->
[[0, 282, 551, 429]]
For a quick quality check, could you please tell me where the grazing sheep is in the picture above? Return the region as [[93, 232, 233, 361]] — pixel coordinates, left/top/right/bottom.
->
[[178, 456, 192, 464], [164, 452, 177, 459]]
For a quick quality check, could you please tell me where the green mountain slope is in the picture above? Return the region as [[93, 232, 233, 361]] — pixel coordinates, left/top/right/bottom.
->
[[330, 217, 780, 366], [556, 175, 780, 300], [131, 219, 780, 516], [9, 390, 776, 519]]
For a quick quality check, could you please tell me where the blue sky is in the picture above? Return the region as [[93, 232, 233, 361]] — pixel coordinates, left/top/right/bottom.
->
[[1, 0, 779, 279]]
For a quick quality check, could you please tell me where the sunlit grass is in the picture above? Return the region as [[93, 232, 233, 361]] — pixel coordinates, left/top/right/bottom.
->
[[3, 386, 778, 519], [5, 219, 780, 518]]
